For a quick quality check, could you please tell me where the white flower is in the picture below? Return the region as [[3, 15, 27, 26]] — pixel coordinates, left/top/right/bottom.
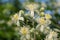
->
[[11, 10, 24, 26], [45, 14, 52, 19], [38, 17, 51, 25], [25, 3, 39, 17], [39, 17, 46, 25], [20, 26, 30, 40], [20, 27, 29, 35], [45, 30, 58, 40]]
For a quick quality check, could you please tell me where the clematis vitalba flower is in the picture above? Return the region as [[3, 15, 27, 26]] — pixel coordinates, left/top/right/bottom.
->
[[11, 10, 24, 26], [45, 14, 52, 19], [20, 26, 30, 40], [20, 27, 29, 35], [39, 17, 46, 25], [25, 3, 39, 17], [45, 31, 58, 40]]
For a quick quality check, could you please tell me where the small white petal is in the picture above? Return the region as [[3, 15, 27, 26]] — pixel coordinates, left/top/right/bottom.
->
[[20, 36, 26, 40], [19, 17, 24, 21], [46, 20, 51, 25], [26, 34, 30, 40], [30, 10, 34, 17], [40, 25, 45, 32], [16, 21, 20, 26]]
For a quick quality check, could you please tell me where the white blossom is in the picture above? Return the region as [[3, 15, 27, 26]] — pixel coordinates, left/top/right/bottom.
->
[[20, 26, 30, 40], [25, 3, 39, 17], [45, 30, 58, 40], [11, 10, 24, 26]]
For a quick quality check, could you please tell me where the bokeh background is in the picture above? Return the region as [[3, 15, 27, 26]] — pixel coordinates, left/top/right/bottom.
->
[[0, 0, 60, 40]]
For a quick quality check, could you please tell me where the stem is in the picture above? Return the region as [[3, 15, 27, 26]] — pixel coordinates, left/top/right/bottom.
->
[[31, 10, 36, 40], [33, 19, 36, 40]]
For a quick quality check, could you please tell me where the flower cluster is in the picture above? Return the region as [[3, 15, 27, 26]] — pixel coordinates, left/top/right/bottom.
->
[[10, 3, 58, 40]]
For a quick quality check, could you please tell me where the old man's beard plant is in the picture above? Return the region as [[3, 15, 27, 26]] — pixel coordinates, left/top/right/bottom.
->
[[10, 3, 59, 40]]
